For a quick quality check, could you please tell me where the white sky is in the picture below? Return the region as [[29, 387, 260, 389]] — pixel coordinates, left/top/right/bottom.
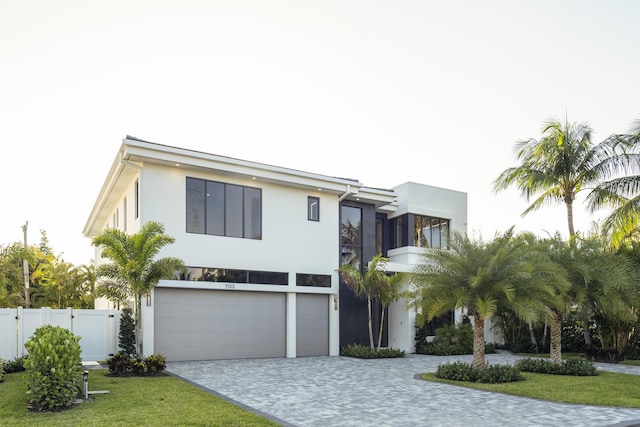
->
[[1, 0, 639, 265]]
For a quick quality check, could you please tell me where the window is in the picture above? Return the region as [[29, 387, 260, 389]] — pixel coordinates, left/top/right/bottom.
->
[[134, 179, 139, 219], [308, 196, 319, 221], [178, 267, 287, 285], [414, 215, 449, 249], [296, 273, 331, 287], [186, 177, 262, 239], [340, 205, 362, 267]]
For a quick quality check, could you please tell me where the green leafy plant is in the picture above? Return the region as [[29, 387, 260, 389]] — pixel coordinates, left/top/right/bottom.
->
[[416, 322, 496, 356], [106, 351, 167, 376], [340, 344, 405, 359], [436, 361, 523, 383], [119, 306, 136, 355], [3, 355, 27, 373], [0, 359, 4, 383], [515, 358, 597, 376], [24, 325, 82, 411]]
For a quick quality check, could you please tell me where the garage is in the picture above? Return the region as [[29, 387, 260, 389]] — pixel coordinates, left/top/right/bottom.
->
[[154, 288, 286, 361], [296, 294, 329, 356]]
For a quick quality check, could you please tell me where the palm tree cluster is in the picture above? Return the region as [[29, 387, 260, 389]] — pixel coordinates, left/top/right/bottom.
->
[[338, 255, 404, 351], [411, 116, 640, 369], [0, 232, 96, 309]]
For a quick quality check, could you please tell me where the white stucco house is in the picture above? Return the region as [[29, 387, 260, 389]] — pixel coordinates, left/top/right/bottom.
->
[[83, 136, 469, 361]]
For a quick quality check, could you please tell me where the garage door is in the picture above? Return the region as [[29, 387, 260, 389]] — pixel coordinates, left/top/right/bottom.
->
[[154, 288, 286, 361], [296, 294, 329, 356]]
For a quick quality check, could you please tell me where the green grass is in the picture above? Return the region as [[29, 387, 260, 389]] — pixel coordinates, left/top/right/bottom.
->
[[422, 370, 640, 408], [0, 370, 279, 426], [620, 360, 640, 366]]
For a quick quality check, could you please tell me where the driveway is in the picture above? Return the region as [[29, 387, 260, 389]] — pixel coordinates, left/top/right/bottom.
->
[[168, 353, 640, 427]]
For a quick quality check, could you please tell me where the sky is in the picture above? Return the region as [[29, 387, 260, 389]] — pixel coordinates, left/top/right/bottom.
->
[[1, 0, 639, 265]]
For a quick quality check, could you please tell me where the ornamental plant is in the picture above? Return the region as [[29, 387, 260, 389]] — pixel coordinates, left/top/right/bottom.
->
[[0, 359, 4, 383], [24, 325, 83, 411], [118, 306, 136, 355]]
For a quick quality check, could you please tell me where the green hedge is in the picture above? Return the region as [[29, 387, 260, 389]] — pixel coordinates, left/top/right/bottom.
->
[[24, 325, 83, 411], [515, 358, 597, 376], [436, 361, 524, 383], [340, 344, 405, 359], [106, 351, 167, 376]]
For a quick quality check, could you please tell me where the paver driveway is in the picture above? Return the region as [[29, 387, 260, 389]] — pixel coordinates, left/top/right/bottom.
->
[[168, 353, 640, 427]]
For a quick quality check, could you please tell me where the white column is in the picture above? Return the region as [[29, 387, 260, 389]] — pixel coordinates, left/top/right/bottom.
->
[[286, 292, 296, 358], [141, 289, 155, 357]]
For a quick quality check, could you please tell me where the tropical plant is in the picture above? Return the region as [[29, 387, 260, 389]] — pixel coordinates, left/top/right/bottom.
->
[[338, 254, 391, 350], [409, 229, 567, 368], [587, 120, 640, 247], [494, 117, 640, 239], [375, 270, 404, 349], [92, 221, 185, 354]]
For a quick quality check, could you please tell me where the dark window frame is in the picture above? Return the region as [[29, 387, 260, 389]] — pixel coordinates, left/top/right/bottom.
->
[[186, 177, 262, 239], [308, 196, 320, 221]]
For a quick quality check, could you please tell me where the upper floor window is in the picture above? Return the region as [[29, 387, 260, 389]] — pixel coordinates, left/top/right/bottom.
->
[[308, 196, 319, 221], [186, 177, 262, 239], [414, 215, 449, 249]]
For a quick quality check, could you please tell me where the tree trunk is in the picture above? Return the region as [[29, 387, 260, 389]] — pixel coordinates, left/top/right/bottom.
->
[[582, 317, 592, 346], [542, 322, 548, 348], [135, 295, 142, 355], [550, 310, 563, 364], [528, 322, 539, 353], [367, 296, 375, 350], [565, 197, 575, 239], [377, 305, 385, 350], [472, 314, 486, 369]]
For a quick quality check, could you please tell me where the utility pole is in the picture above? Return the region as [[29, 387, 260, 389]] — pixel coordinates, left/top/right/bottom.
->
[[21, 221, 30, 308]]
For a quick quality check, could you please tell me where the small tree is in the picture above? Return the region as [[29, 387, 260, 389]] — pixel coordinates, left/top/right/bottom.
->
[[93, 221, 185, 354], [119, 306, 136, 355], [338, 254, 389, 350]]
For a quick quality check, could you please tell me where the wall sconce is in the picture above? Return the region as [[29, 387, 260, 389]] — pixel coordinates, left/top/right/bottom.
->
[[333, 295, 339, 311], [146, 292, 151, 306]]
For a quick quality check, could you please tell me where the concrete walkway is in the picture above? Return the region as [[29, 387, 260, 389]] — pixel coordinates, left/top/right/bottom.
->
[[168, 354, 640, 427]]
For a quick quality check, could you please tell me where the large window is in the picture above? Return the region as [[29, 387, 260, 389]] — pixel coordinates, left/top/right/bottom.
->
[[414, 215, 449, 249], [340, 205, 362, 267], [296, 273, 331, 287], [186, 177, 262, 239]]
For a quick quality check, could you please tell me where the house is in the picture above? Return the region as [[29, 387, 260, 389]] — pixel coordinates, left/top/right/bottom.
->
[[83, 136, 469, 361]]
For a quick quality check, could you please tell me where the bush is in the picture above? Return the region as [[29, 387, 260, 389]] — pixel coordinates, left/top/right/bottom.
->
[[0, 359, 4, 383], [24, 325, 82, 411], [340, 344, 405, 359], [119, 307, 136, 355], [416, 322, 496, 356], [106, 351, 167, 376], [3, 356, 27, 373], [515, 358, 597, 376], [436, 361, 523, 383]]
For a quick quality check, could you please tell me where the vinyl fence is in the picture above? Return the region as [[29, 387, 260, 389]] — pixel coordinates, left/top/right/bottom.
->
[[0, 307, 121, 362]]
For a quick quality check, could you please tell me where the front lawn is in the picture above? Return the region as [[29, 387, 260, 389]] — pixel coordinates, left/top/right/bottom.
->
[[422, 370, 640, 408], [0, 370, 278, 426]]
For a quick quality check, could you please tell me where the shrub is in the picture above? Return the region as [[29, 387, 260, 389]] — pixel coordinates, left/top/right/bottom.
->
[[3, 356, 27, 373], [515, 358, 597, 376], [0, 359, 4, 383], [106, 351, 167, 376], [436, 361, 523, 383], [416, 322, 496, 356], [24, 325, 82, 411], [340, 344, 405, 359], [119, 307, 136, 355]]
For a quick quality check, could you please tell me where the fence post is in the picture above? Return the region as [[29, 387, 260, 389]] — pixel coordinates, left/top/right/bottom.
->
[[16, 306, 24, 358], [67, 307, 74, 332]]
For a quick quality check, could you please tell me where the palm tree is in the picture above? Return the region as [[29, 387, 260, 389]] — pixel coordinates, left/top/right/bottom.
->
[[587, 120, 640, 248], [409, 230, 566, 368], [92, 221, 185, 354], [338, 254, 390, 350], [494, 117, 640, 239], [375, 271, 404, 350]]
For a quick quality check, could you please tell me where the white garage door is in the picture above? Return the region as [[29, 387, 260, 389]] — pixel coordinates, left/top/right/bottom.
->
[[154, 288, 286, 361], [296, 294, 329, 357]]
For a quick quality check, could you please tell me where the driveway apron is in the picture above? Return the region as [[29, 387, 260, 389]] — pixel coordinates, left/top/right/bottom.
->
[[168, 354, 640, 427]]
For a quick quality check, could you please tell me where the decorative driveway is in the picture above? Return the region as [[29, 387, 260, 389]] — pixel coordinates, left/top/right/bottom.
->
[[168, 353, 640, 427]]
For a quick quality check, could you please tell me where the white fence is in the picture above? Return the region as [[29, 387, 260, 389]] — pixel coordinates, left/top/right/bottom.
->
[[0, 307, 121, 362]]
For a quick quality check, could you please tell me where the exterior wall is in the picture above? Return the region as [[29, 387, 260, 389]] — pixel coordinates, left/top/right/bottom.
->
[[138, 163, 341, 357]]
